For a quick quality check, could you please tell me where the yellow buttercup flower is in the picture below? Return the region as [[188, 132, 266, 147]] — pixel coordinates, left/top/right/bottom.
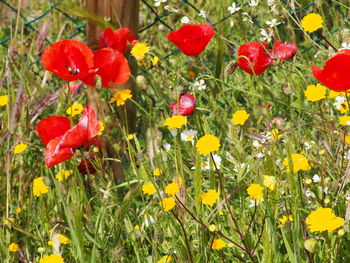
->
[[165, 182, 179, 196], [14, 143, 27, 154], [142, 183, 157, 196], [110, 89, 132, 106], [162, 197, 176, 211], [9, 243, 19, 252], [196, 134, 220, 156], [0, 95, 8, 106], [278, 215, 293, 228], [153, 168, 163, 176], [301, 13, 323, 33], [157, 255, 172, 263], [131, 42, 150, 61], [48, 234, 70, 246], [39, 254, 64, 263], [33, 177, 49, 197], [247, 184, 264, 200], [97, 121, 105, 136], [164, 115, 187, 129], [304, 84, 326, 102], [151, 56, 159, 66], [56, 170, 73, 182], [345, 135, 350, 145], [283, 153, 311, 173], [329, 90, 343, 99], [211, 239, 226, 250], [339, 116, 350, 126], [201, 189, 219, 206], [263, 175, 276, 191], [16, 207, 22, 213], [66, 104, 83, 116], [209, 224, 216, 232], [306, 207, 344, 232], [127, 134, 134, 140], [232, 110, 249, 125]]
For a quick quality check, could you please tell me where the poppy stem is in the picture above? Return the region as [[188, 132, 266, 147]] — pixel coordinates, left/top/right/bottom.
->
[[320, 34, 338, 52]]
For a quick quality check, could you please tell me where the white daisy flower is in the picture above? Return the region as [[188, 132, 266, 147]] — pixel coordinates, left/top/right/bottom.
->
[[199, 10, 207, 19], [260, 29, 272, 42], [265, 19, 280, 27], [228, 2, 241, 14], [181, 129, 198, 143], [248, 0, 259, 7], [193, 79, 207, 91], [312, 174, 321, 183], [202, 154, 222, 170], [154, 0, 167, 7]]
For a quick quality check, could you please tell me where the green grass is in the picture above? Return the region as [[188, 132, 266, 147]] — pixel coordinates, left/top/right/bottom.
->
[[1, 0, 350, 262]]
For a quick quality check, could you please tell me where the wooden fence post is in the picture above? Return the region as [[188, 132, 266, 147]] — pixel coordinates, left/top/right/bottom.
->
[[86, 0, 139, 181]]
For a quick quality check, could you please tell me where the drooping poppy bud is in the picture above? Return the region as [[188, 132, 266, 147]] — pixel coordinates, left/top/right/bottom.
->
[[36, 116, 71, 145], [78, 152, 97, 175], [312, 49, 350, 92], [99, 27, 138, 53], [168, 24, 215, 56], [42, 39, 94, 81], [237, 41, 272, 75], [169, 92, 196, 116], [82, 48, 131, 88], [271, 40, 297, 61]]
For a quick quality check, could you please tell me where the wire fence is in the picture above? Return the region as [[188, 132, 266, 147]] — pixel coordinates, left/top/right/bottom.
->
[[0, 0, 349, 68]]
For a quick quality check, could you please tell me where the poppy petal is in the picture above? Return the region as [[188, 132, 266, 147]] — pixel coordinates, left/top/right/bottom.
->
[[36, 116, 71, 145], [99, 27, 138, 53], [312, 50, 350, 92], [272, 40, 297, 61], [237, 41, 272, 75], [168, 24, 215, 56], [45, 137, 74, 168], [42, 39, 94, 82]]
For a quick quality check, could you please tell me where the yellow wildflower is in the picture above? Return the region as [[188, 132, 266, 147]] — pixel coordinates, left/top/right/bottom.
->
[[33, 177, 49, 197], [165, 182, 180, 196], [283, 153, 311, 173], [304, 84, 326, 102], [211, 239, 226, 250], [329, 90, 343, 99], [16, 207, 22, 214], [339, 116, 350, 126], [0, 95, 8, 106], [131, 42, 150, 61], [157, 255, 173, 263], [14, 143, 27, 154], [306, 207, 344, 232], [127, 134, 134, 140], [153, 168, 163, 176], [345, 136, 350, 145], [98, 121, 104, 136], [48, 234, 70, 246], [232, 110, 249, 125], [196, 134, 220, 156], [301, 13, 323, 33], [110, 89, 132, 106], [151, 56, 159, 66], [270, 129, 282, 141], [9, 243, 19, 252], [66, 104, 83, 116], [56, 170, 73, 182], [164, 115, 187, 129], [209, 224, 216, 232], [201, 189, 219, 206], [142, 183, 157, 196], [338, 229, 345, 236], [247, 184, 264, 200], [162, 197, 176, 211], [263, 175, 276, 191], [305, 179, 312, 185], [39, 254, 64, 263]]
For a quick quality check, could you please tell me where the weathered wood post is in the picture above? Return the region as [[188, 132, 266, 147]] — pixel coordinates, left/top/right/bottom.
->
[[86, 0, 139, 180]]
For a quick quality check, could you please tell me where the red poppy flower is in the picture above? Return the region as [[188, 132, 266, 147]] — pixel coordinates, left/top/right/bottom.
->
[[237, 41, 272, 75], [99, 27, 138, 53], [36, 116, 71, 145], [168, 24, 215, 56], [82, 48, 131, 88], [312, 49, 350, 92], [271, 40, 297, 61], [42, 39, 94, 81], [169, 92, 196, 116], [78, 152, 97, 175], [41, 105, 101, 168]]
